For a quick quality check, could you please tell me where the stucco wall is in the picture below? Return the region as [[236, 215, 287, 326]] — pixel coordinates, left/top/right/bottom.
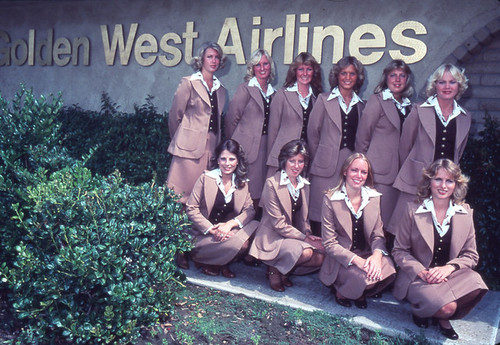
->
[[0, 0, 499, 130]]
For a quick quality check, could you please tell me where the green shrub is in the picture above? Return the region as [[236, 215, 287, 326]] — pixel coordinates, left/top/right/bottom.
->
[[0, 86, 192, 344], [58, 93, 171, 185], [461, 112, 500, 290]]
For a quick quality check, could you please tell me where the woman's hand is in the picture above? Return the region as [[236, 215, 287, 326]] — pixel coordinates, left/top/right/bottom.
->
[[304, 234, 325, 251], [363, 251, 383, 281], [418, 265, 455, 284], [210, 221, 237, 242]]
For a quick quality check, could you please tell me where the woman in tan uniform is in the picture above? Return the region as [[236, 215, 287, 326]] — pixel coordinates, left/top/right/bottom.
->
[[392, 159, 487, 340], [307, 56, 365, 235], [167, 41, 227, 205], [226, 49, 276, 209], [186, 139, 259, 278], [266, 52, 322, 177], [319, 153, 396, 309], [249, 139, 324, 292]]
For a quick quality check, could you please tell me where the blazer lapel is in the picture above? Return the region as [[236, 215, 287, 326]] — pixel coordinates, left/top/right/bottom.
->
[[284, 91, 303, 120], [249, 86, 265, 114], [380, 97, 401, 130], [276, 183, 293, 223], [233, 188, 245, 214], [332, 200, 353, 241], [419, 106, 436, 146], [362, 199, 377, 235], [449, 211, 470, 259], [204, 176, 218, 215], [414, 212, 435, 255], [455, 112, 470, 151], [325, 98, 342, 131], [192, 79, 211, 107]]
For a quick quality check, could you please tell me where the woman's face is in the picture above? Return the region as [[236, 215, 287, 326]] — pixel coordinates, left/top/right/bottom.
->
[[218, 149, 238, 176], [253, 55, 271, 85], [386, 68, 408, 98], [435, 70, 459, 101], [338, 64, 358, 94], [295, 64, 313, 88], [285, 153, 305, 180], [430, 168, 456, 201], [344, 158, 368, 192], [201, 48, 221, 74]]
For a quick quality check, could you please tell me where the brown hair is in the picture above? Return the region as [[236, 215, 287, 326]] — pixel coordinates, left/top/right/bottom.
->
[[283, 52, 323, 96]]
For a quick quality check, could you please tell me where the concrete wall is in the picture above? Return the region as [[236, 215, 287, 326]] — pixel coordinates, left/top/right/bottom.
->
[[1, 0, 499, 131]]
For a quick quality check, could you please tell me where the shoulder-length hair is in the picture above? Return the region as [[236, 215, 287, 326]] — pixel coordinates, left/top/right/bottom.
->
[[329, 56, 365, 93], [330, 152, 374, 193], [244, 48, 275, 84], [416, 159, 469, 204], [277, 139, 310, 178], [190, 41, 227, 71], [425, 63, 468, 100], [209, 139, 248, 189], [283, 52, 323, 96], [373, 59, 414, 98]]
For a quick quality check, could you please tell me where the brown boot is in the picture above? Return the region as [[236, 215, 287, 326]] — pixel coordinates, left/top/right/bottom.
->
[[266, 266, 285, 292]]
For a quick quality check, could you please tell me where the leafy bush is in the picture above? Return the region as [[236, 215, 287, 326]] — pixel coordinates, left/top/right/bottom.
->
[[58, 93, 171, 185], [461, 112, 500, 289], [0, 86, 191, 344]]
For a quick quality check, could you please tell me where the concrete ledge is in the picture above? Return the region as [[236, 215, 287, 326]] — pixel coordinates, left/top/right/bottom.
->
[[182, 262, 500, 345]]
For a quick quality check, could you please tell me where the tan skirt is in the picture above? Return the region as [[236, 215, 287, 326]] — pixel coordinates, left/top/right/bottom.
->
[[333, 253, 396, 300], [407, 268, 488, 318], [247, 134, 268, 200], [309, 148, 352, 222], [260, 238, 318, 275], [190, 220, 259, 265], [167, 133, 217, 204]]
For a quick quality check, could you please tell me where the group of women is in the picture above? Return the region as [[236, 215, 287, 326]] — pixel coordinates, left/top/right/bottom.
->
[[166, 41, 488, 340]]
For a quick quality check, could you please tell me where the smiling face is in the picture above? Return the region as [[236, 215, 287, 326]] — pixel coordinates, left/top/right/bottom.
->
[[295, 64, 313, 88], [338, 64, 358, 94], [435, 70, 459, 101], [201, 48, 221, 74], [344, 158, 368, 192], [253, 55, 271, 85], [386, 68, 408, 99], [285, 153, 305, 180], [218, 149, 238, 176], [430, 168, 456, 201]]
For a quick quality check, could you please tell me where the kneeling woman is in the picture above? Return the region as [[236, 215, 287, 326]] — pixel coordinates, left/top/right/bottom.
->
[[249, 139, 324, 292], [186, 139, 259, 278], [392, 159, 487, 340], [319, 153, 396, 309]]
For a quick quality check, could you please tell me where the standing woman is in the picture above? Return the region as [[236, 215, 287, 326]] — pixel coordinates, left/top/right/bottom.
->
[[319, 153, 396, 309], [167, 41, 227, 205], [266, 52, 323, 176], [392, 159, 487, 340], [186, 139, 259, 278], [388, 63, 470, 236], [225, 49, 276, 209], [355, 59, 414, 237], [249, 140, 324, 292], [307, 56, 365, 235]]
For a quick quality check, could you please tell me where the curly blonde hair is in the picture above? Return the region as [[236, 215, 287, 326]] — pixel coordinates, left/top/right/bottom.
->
[[425, 63, 468, 100]]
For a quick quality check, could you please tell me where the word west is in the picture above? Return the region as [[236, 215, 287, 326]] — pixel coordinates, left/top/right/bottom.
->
[[0, 13, 427, 67]]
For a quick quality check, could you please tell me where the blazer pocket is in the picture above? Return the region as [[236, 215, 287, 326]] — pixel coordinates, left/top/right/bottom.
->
[[176, 127, 204, 152], [400, 158, 425, 187], [313, 144, 335, 169]]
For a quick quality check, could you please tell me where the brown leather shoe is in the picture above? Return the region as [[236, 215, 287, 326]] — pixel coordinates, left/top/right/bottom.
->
[[266, 266, 285, 292], [221, 265, 236, 278], [175, 252, 189, 269], [281, 274, 293, 287], [197, 263, 220, 276]]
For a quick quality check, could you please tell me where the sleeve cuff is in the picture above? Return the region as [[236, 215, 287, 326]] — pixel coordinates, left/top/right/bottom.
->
[[234, 218, 243, 229], [375, 248, 388, 256], [203, 225, 214, 235], [348, 254, 358, 266]]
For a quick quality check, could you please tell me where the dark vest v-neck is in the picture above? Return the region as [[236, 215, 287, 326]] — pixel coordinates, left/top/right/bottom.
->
[[261, 93, 272, 135], [340, 104, 359, 151], [430, 222, 452, 267], [207, 89, 219, 135], [208, 189, 234, 224], [433, 112, 457, 161]]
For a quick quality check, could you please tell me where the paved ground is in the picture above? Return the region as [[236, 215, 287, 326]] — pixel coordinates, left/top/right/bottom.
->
[[182, 261, 500, 345]]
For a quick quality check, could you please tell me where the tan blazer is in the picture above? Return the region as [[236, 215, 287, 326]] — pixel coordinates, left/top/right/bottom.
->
[[392, 104, 471, 195], [356, 93, 408, 185], [225, 83, 267, 163], [186, 171, 256, 236], [167, 76, 226, 159], [392, 202, 480, 300], [249, 171, 311, 260], [266, 88, 316, 168], [307, 93, 364, 177], [319, 190, 388, 286]]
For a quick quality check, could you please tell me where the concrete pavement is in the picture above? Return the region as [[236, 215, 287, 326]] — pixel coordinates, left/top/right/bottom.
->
[[182, 261, 500, 345]]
